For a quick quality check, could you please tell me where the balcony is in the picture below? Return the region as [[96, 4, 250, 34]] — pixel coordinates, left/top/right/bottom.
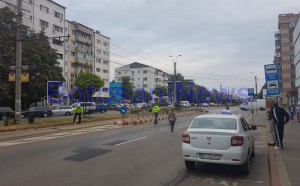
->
[[75, 24, 94, 35], [75, 35, 93, 46]]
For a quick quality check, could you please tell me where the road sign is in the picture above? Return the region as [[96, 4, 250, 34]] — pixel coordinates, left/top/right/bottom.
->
[[248, 88, 254, 97], [253, 94, 258, 99], [120, 106, 127, 115], [264, 64, 280, 96]]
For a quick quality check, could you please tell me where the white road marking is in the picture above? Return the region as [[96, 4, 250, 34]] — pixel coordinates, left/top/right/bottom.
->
[[177, 125, 189, 129], [0, 124, 122, 148], [115, 136, 148, 146]]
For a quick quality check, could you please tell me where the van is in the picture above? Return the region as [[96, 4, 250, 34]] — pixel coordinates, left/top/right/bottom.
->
[[71, 102, 96, 114]]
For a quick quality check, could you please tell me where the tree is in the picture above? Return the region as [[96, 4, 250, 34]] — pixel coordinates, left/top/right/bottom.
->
[[121, 76, 134, 101], [0, 7, 65, 109], [74, 72, 104, 101]]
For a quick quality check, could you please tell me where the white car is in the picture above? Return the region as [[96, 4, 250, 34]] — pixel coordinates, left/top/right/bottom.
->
[[182, 114, 257, 174], [202, 103, 209, 107], [52, 106, 74, 116]]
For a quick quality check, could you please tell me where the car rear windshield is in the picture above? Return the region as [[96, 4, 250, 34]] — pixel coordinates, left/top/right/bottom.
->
[[190, 118, 237, 130]]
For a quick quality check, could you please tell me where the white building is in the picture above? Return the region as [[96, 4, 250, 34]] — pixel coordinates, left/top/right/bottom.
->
[[293, 18, 300, 104], [115, 62, 169, 93], [1, 0, 66, 76]]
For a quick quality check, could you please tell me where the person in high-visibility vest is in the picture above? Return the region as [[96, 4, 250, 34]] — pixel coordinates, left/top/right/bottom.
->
[[73, 105, 83, 124], [152, 104, 160, 125]]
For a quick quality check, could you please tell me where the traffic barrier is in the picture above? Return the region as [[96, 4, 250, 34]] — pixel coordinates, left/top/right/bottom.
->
[[123, 121, 129, 125]]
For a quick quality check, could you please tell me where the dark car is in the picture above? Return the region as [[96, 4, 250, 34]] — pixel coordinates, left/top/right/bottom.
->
[[21, 106, 53, 118], [107, 104, 119, 110], [95, 104, 107, 113], [0, 107, 14, 120]]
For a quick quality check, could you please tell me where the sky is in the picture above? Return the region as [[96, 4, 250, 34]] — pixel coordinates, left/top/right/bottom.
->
[[55, 0, 300, 94]]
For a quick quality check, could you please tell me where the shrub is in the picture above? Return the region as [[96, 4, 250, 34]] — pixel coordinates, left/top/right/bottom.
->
[[28, 114, 35, 124]]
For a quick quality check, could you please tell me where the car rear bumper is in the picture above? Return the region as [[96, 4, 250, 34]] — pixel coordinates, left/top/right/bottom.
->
[[182, 144, 248, 165]]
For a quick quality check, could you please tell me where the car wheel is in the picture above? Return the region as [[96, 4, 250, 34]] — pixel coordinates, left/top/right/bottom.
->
[[185, 160, 195, 171], [65, 112, 71, 116], [240, 153, 250, 175], [43, 113, 48, 117], [1, 115, 7, 120]]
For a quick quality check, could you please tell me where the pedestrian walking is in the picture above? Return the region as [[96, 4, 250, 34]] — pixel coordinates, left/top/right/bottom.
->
[[289, 104, 295, 121], [73, 105, 83, 124], [273, 103, 289, 150], [152, 104, 160, 125], [267, 105, 276, 146], [168, 108, 177, 134], [296, 105, 300, 123]]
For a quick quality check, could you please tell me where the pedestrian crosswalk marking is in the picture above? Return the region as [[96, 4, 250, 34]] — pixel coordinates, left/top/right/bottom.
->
[[0, 124, 121, 148]]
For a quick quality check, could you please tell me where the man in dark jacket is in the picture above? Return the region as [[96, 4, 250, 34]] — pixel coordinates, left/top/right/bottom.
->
[[273, 103, 289, 150]]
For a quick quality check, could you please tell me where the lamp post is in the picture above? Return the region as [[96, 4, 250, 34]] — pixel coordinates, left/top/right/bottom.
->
[[169, 55, 182, 106]]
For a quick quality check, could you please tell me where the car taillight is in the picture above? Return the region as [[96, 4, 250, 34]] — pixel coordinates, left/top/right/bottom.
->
[[231, 136, 244, 146], [182, 134, 190, 144]]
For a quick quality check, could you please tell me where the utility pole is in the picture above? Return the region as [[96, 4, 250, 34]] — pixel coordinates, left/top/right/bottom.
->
[[15, 0, 22, 123], [170, 55, 181, 107]]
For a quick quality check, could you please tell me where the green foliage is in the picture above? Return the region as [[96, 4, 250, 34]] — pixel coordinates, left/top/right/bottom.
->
[[74, 72, 105, 101], [28, 114, 35, 124], [0, 7, 65, 108], [121, 76, 134, 100]]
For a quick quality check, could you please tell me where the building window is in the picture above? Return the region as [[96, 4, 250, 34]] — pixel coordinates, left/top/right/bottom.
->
[[96, 58, 101, 63], [143, 84, 147, 88], [104, 42, 109, 47], [40, 5, 49, 13], [103, 70, 109, 73], [53, 38, 63, 46], [143, 70, 147, 74], [118, 72, 121, 75], [71, 52, 75, 56], [103, 51, 109, 56], [97, 49, 101, 54], [54, 11, 63, 19], [57, 53, 63, 59], [40, 19, 48, 28], [96, 68, 101, 72], [103, 61, 109, 65], [132, 78, 134, 81], [53, 25, 63, 33], [143, 77, 147, 81], [97, 39, 101, 44]]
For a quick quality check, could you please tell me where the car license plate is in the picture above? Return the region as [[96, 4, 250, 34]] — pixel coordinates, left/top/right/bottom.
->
[[199, 153, 221, 160]]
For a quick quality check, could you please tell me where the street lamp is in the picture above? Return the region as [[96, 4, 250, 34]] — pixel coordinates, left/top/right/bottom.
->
[[169, 54, 182, 106]]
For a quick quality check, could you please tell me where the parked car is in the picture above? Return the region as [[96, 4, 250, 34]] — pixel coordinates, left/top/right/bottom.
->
[[179, 101, 191, 108], [135, 103, 149, 110], [0, 107, 14, 120], [202, 103, 209, 107], [107, 104, 119, 110], [21, 106, 53, 118], [52, 106, 74, 116], [182, 114, 257, 174], [71, 102, 96, 114], [209, 102, 216, 106], [95, 104, 107, 113]]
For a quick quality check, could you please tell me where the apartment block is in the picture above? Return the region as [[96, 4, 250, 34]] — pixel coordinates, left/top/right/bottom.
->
[[274, 13, 300, 105], [65, 21, 110, 98], [293, 17, 300, 105], [115, 62, 169, 93], [0, 0, 66, 74]]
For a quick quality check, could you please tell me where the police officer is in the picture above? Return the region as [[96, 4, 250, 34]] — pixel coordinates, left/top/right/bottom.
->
[[73, 105, 83, 124], [152, 104, 160, 125]]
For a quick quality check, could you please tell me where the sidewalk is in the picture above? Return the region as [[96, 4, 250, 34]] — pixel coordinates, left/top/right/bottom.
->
[[248, 110, 300, 186]]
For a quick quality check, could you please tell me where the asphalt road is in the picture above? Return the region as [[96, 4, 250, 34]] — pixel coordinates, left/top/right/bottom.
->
[[0, 107, 270, 186]]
